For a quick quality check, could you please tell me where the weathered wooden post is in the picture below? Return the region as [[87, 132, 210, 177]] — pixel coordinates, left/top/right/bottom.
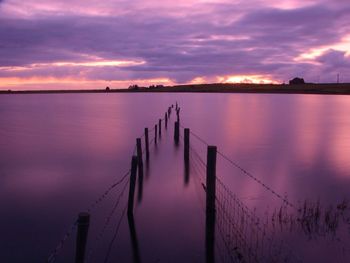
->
[[206, 146, 217, 213], [184, 128, 190, 185], [127, 156, 138, 216], [136, 138, 144, 203], [75, 212, 90, 263], [174, 121, 179, 144], [205, 146, 217, 263], [155, 124, 158, 144], [184, 128, 190, 164], [144, 128, 149, 160], [177, 108, 180, 123], [159, 119, 162, 137], [165, 112, 168, 129]]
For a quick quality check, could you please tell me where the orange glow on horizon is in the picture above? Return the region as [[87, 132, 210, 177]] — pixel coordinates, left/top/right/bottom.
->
[[0, 76, 173, 90], [217, 74, 279, 84], [0, 73, 282, 91], [295, 34, 350, 62]]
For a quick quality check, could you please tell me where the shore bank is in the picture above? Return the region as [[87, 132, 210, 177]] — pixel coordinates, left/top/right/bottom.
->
[[2, 83, 350, 95]]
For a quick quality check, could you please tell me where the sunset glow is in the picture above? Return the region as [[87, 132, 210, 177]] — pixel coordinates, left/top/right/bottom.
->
[[296, 35, 350, 62], [219, 75, 279, 84], [0, 0, 349, 90]]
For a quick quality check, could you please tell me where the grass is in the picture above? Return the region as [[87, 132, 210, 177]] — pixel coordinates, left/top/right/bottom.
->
[[2, 83, 350, 95]]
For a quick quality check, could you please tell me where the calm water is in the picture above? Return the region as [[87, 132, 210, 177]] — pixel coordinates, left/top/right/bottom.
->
[[0, 93, 350, 263]]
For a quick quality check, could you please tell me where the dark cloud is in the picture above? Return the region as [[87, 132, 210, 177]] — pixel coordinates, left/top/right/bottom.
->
[[0, 1, 349, 85]]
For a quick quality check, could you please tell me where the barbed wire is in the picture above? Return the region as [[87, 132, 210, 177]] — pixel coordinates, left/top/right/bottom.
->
[[190, 145, 206, 172], [180, 125, 296, 209], [215, 177, 302, 263], [86, 178, 130, 262], [189, 139, 300, 262], [103, 204, 128, 263], [46, 104, 175, 263], [190, 152, 235, 263], [46, 170, 130, 263], [216, 150, 296, 210], [46, 220, 78, 263], [87, 170, 130, 213]]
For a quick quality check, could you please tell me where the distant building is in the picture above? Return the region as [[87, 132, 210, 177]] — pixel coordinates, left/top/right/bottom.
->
[[289, 77, 305, 85]]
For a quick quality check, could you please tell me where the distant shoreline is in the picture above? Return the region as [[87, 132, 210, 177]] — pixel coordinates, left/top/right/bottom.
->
[[1, 83, 350, 95]]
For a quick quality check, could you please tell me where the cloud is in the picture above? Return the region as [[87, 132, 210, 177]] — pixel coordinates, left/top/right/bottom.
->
[[0, 0, 350, 88]]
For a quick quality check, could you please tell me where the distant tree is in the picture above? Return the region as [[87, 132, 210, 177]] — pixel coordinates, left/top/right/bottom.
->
[[105, 86, 110, 91], [128, 84, 139, 90], [289, 77, 305, 85]]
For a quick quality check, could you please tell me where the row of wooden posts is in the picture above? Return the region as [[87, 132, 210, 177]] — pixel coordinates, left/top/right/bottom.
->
[[74, 103, 217, 263]]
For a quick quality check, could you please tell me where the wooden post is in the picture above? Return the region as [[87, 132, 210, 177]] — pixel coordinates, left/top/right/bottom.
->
[[184, 128, 190, 164], [75, 212, 90, 263], [136, 138, 144, 203], [184, 128, 190, 185], [128, 156, 138, 216], [159, 119, 162, 137], [144, 128, 149, 160], [205, 146, 217, 263], [206, 146, 217, 212], [174, 121, 179, 144], [155, 124, 158, 144], [165, 112, 168, 129], [177, 109, 180, 123]]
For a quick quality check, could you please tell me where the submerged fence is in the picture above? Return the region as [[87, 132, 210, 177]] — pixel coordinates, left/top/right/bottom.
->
[[46, 104, 177, 263], [46, 102, 349, 263]]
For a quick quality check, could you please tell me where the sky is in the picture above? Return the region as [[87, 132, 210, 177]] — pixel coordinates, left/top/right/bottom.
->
[[0, 0, 349, 90]]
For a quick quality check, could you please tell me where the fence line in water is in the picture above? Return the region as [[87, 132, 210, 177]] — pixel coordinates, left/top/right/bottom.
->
[[46, 104, 175, 263], [47, 102, 347, 262], [187, 128, 301, 263], [180, 123, 296, 210]]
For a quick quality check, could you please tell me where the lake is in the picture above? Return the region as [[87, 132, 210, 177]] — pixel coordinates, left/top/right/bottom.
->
[[0, 93, 349, 263]]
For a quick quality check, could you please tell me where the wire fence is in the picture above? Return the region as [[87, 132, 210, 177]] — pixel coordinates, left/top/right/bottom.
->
[[46, 104, 175, 263], [86, 178, 130, 262], [48, 103, 304, 263], [189, 142, 301, 263], [180, 124, 296, 210]]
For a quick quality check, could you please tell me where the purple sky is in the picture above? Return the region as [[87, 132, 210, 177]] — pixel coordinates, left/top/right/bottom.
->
[[0, 0, 349, 89]]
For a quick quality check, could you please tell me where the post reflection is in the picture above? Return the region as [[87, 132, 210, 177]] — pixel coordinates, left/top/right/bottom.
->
[[184, 161, 190, 186], [137, 165, 144, 203], [128, 215, 141, 263], [205, 206, 216, 263], [145, 157, 150, 179]]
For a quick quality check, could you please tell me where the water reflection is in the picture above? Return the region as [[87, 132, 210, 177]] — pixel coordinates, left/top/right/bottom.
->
[[205, 203, 216, 263], [128, 215, 141, 263], [1, 93, 350, 262], [137, 168, 144, 204], [184, 161, 190, 186]]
